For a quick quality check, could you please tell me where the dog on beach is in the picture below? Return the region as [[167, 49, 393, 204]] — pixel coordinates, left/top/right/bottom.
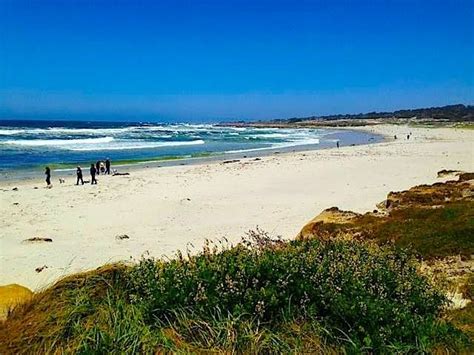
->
[[58, 178, 66, 184]]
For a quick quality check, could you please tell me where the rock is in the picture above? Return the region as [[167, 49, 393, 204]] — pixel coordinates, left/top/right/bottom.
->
[[297, 207, 360, 240], [115, 234, 130, 240], [35, 265, 48, 273], [458, 172, 474, 182], [222, 159, 240, 164], [12, 187, 18, 191], [0, 284, 33, 320], [437, 169, 461, 178], [22, 237, 53, 244]]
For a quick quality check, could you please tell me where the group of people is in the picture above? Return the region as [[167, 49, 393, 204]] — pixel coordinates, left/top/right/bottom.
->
[[45, 159, 111, 187], [393, 132, 412, 140]]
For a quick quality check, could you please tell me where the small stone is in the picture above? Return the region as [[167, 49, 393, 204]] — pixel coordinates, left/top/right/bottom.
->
[[115, 234, 130, 240], [35, 265, 48, 273], [22, 237, 53, 244]]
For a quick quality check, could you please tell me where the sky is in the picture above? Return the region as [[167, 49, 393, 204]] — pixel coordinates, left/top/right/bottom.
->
[[0, 0, 473, 122]]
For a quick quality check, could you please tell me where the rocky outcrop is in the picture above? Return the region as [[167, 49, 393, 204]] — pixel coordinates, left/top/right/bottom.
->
[[297, 207, 360, 240], [0, 284, 33, 321], [297, 173, 474, 255]]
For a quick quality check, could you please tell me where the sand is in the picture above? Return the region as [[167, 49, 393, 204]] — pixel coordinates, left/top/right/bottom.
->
[[0, 124, 473, 291]]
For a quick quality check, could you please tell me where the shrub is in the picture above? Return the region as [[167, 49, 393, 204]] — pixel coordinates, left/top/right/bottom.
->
[[126, 232, 465, 351], [1, 232, 469, 353]]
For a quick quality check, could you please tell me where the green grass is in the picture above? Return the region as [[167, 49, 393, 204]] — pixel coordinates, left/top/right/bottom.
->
[[311, 201, 474, 259], [1, 234, 469, 353], [447, 274, 474, 341], [363, 202, 474, 258]]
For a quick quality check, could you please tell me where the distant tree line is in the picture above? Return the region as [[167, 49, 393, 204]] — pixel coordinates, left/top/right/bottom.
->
[[271, 104, 474, 123]]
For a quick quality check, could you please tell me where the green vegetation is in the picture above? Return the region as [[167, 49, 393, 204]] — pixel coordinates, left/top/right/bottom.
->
[[266, 104, 474, 124], [313, 201, 474, 259], [0, 233, 469, 353], [300, 174, 474, 259], [448, 275, 474, 340]]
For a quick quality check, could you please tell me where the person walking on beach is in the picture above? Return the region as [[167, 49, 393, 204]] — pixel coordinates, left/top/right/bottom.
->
[[95, 160, 101, 175], [90, 164, 98, 184], [105, 158, 111, 175], [76, 166, 84, 185], [336, 141, 340, 148], [45, 166, 51, 187]]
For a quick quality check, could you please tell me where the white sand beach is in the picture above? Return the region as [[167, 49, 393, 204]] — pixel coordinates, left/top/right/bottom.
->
[[0, 124, 473, 290]]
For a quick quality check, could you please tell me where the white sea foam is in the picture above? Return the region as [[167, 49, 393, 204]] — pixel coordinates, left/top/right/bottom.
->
[[0, 129, 26, 135], [0, 127, 134, 135], [4, 137, 115, 146], [248, 133, 289, 139], [68, 139, 205, 151], [44, 127, 132, 135]]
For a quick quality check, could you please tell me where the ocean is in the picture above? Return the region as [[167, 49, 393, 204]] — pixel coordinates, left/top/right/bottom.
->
[[0, 120, 383, 174]]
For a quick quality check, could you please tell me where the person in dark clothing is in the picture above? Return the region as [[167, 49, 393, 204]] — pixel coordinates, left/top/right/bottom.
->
[[95, 161, 101, 175], [45, 166, 51, 187], [105, 158, 111, 175], [336, 141, 340, 148], [90, 164, 98, 184], [76, 166, 84, 185]]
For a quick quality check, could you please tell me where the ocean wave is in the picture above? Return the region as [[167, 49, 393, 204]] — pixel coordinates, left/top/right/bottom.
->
[[0, 127, 133, 136], [0, 129, 26, 135], [0, 124, 226, 136], [69, 139, 205, 151], [4, 137, 115, 146], [247, 133, 289, 139], [225, 138, 320, 154]]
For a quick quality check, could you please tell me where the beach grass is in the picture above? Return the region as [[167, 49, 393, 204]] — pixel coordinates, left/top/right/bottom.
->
[[353, 200, 474, 258], [0, 232, 470, 353]]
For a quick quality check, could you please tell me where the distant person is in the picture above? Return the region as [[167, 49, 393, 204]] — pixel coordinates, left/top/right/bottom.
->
[[76, 166, 84, 185], [45, 166, 51, 187], [90, 164, 98, 184], [95, 161, 101, 175], [105, 158, 111, 175], [336, 141, 340, 148], [407, 134, 410, 140], [394, 135, 397, 140]]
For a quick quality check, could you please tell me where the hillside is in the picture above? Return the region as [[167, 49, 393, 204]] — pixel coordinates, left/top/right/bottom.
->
[[220, 104, 474, 127], [269, 104, 474, 123]]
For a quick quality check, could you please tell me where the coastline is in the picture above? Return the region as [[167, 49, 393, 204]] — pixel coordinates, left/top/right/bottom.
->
[[0, 124, 473, 290], [0, 127, 384, 182]]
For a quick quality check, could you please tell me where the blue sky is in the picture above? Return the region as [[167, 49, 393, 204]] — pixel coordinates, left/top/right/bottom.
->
[[0, 0, 472, 122]]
